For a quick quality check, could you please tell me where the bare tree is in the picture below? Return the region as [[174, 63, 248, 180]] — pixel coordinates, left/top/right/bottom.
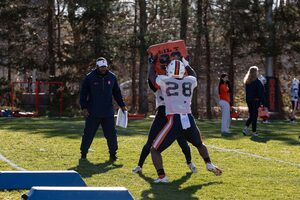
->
[[180, 0, 188, 40], [138, 0, 148, 114], [131, 0, 138, 113], [228, 3, 236, 106], [204, 0, 212, 119], [191, 0, 203, 118], [265, 0, 274, 77], [47, 0, 55, 76], [55, 0, 66, 65]]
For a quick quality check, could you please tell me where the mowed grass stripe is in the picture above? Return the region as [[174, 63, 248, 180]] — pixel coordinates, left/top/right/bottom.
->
[[0, 118, 299, 200]]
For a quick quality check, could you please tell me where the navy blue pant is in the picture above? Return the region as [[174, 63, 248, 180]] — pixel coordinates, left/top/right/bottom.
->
[[80, 115, 117, 156], [152, 114, 203, 153], [246, 100, 260, 132], [137, 106, 191, 167]]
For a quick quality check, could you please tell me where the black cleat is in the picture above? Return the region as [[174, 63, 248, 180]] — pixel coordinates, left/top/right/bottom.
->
[[109, 154, 117, 161], [21, 194, 28, 200], [80, 153, 87, 160]]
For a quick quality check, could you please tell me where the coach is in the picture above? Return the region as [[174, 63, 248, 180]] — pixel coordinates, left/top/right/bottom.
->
[[79, 57, 127, 161]]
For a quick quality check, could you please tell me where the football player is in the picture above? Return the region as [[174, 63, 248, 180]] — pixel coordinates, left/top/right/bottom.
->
[[132, 53, 198, 174], [149, 60, 222, 183]]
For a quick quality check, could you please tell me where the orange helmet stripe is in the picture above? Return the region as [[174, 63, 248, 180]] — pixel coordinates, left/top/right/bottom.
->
[[175, 61, 179, 75]]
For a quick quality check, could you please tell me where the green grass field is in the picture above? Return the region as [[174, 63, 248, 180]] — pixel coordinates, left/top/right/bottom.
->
[[0, 117, 299, 200]]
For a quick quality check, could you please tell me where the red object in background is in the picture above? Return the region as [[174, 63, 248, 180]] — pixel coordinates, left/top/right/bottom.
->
[[128, 114, 145, 120], [268, 78, 276, 111], [147, 40, 188, 75], [11, 81, 64, 116], [265, 77, 279, 112], [230, 107, 239, 119], [258, 106, 270, 120]]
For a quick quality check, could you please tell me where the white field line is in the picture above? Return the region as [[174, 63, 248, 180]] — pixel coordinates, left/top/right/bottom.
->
[[207, 145, 300, 168], [1, 143, 299, 171], [0, 153, 26, 171], [200, 127, 300, 134]]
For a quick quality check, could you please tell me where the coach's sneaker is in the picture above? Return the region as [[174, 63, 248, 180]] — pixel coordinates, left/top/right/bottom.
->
[[153, 176, 169, 183], [188, 162, 198, 173], [252, 132, 259, 137], [242, 127, 251, 136], [80, 153, 87, 160], [206, 162, 222, 176], [109, 154, 118, 162], [132, 166, 142, 173]]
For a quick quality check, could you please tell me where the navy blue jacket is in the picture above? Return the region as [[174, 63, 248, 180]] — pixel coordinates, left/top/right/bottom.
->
[[80, 69, 125, 118], [245, 78, 266, 106]]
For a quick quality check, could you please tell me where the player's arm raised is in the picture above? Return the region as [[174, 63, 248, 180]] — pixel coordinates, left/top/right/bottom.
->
[[148, 55, 158, 87], [182, 57, 196, 77]]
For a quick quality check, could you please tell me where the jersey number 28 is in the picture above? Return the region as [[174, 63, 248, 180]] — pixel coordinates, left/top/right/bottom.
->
[[166, 82, 192, 97]]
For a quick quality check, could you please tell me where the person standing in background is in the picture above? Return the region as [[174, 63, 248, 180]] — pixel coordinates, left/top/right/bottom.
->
[[218, 73, 231, 136], [79, 57, 127, 161], [242, 66, 267, 137], [289, 78, 299, 123]]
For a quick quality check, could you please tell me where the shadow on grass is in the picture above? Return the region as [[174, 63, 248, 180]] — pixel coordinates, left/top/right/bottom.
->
[[0, 118, 299, 145], [253, 129, 300, 145], [203, 122, 300, 145], [0, 117, 150, 139], [250, 135, 270, 143], [138, 172, 222, 200], [68, 159, 123, 178]]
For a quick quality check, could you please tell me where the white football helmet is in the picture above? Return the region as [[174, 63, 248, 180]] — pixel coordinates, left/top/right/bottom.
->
[[166, 60, 185, 78]]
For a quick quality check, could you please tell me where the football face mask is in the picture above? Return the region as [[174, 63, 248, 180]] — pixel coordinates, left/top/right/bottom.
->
[[166, 60, 185, 78]]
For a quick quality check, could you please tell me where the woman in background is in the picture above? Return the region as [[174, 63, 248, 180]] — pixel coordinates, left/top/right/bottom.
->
[[218, 73, 231, 136], [242, 66, 267, 137]]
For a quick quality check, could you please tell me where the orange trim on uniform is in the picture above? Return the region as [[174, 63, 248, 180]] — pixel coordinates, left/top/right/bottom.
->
[[154, 83, 161, 90], [152, 115, 174, 149], [175, 61, 179, 75]]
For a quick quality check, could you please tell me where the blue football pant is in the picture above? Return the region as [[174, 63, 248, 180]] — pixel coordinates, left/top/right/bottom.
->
[[152, 114, 203, 153], [137, 106, 191, 167], [80, 116, 117, 156]]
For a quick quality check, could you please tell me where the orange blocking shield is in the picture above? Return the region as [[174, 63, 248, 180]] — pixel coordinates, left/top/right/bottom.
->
[[147, 40, 188, 75]]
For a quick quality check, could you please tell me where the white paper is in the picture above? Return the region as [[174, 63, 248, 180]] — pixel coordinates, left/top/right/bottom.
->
[[116, 108, 128, 128], [180, 114, 191, 129]]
